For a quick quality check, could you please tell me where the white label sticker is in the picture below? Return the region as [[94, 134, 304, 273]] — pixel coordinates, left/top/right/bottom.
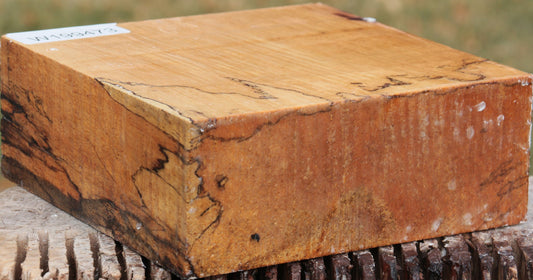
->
[[5, 23, 130, 45]]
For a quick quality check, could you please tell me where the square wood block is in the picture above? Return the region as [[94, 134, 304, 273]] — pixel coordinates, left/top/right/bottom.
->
[[1, 4, 531, 278]]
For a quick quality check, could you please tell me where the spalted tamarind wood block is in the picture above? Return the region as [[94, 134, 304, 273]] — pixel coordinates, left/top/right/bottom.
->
[[1, 3, 531, 278]]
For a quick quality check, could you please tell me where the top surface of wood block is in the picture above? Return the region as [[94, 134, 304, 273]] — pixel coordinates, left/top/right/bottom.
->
[[3, 4, 527, 147]]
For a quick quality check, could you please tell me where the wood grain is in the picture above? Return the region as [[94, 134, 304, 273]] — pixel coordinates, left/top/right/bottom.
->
[[1, 3, 531, 278], [1, 181, 533, 279]]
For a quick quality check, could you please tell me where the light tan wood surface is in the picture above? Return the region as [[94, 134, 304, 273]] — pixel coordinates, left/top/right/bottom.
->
[[1, 3, 532, 278]]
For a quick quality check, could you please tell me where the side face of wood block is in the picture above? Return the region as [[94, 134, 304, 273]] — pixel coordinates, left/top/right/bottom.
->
[[1, 4, 531, 278]]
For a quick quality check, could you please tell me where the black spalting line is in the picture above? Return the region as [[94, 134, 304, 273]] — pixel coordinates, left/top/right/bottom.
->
[[95, 78, 197, 123], [1, 90, 84, 204], [224, 77, 335, 103], [2, 85, 57, 159], [2, 157, 197, 278], [375, 79, 526, 101], [2, 83, 202, 277], [479, 159, 519, 190], [94, 78, 196, 153], [446, 59, 489, 81], [92, 144, 118, 184], [203, 78, 527, 144], [192, 157, 224, 243], [95, 76, 335, 146], [131, 145, 192, 205], [351, 59, 490, 93], [97, 76, 335, 104], [496, 175, 529, 197], [203, 104, 333, 144], [225, 77, 276, 99], [96, 77, 278, 101], [129, 143, 223, 251], [96, 76, 223, 261], [4, 82, 53, 124], [351, 76, 412, 92]]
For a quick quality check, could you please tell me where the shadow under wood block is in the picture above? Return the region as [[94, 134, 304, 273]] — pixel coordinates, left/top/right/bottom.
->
[[1, 3, 531, 278]]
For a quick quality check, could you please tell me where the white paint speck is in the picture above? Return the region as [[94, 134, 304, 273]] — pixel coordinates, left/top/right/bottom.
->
[[421, 115, 430, 127], [520, 79, 530, 86], [363, 17, 377, 23], [188, 207, 197, 214], [473, 101, 486, 112], [463, 213, 473, 226], [330, 246, 336, 253], [447, 179, 457, 191], [48, 48, 59, 51], [206, 120, 216, 130], [431, 218, 443, 232], [497, 114, 505, 126], [453, 127, 460, 139], [466, 126, 475, 139], [50, 214, 58, 219], [434, 119, 444, 126], [136, 222, 142, 230], [405, 225, 412, 233], [482, 214, 493, 222]]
